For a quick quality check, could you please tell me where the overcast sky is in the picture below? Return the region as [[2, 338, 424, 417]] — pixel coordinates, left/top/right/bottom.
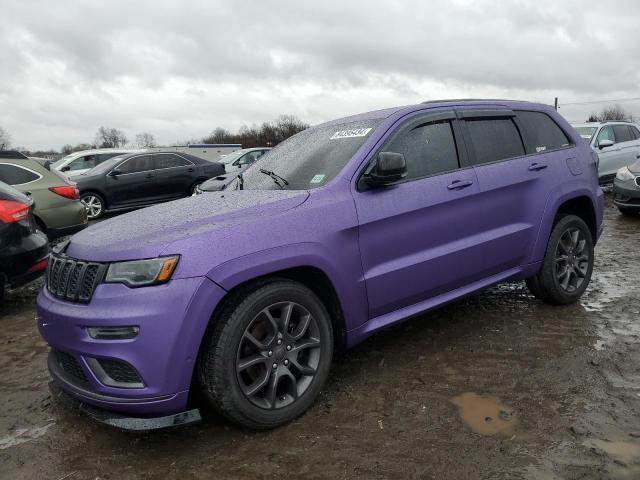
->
[[2, 0, 640, 151]]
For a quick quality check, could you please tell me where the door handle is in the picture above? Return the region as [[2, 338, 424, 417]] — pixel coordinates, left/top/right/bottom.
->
[[447, 179, 473, 190], [528, 163, 548, 171], [188, 168, 194, 172], [145, 173, 155, 178]]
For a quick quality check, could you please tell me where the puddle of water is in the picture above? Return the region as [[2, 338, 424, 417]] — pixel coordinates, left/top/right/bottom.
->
[[583, 439, 640, 464], [451, 392, 516, 436], [0, 423, 54, 450]]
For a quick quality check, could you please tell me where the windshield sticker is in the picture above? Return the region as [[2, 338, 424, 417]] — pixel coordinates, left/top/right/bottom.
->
[[535, 146, 547, 153], [310, 174, 326, 184], [330, 128, 372, 140]]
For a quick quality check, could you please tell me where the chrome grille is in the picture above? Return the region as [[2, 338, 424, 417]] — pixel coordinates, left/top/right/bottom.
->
[[46, 254, 106, 303]]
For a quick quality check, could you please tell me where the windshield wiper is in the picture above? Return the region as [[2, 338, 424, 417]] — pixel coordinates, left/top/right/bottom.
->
[[259, 168, 289, 189]]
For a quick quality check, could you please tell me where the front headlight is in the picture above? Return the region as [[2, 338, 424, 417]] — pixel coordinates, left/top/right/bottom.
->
[[105, 256, 179, 287], [616, 167, 635, 182]]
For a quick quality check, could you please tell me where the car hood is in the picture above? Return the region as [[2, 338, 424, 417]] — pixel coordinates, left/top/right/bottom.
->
[[628, 160, 640, 174], [66, 190, 309, 262]]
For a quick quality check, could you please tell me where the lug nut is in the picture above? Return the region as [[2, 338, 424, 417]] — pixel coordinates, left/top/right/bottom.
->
[[286, 345, 291, 351], [277, 339, 282, 345], [272, 363, 278, 369], [284, 359, 289, 366], [268, 350, 273, 357]]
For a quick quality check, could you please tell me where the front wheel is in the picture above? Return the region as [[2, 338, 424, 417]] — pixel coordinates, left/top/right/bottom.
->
[[198, 279, 333, 429], [526, 215, 594, 305], [80, 193, 105, 220]]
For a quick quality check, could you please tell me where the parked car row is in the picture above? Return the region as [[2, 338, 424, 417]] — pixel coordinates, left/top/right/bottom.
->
[[35, 100, 605, 433]]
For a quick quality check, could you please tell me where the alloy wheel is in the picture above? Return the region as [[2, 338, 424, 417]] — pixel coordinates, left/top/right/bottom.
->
[[554, 227, 590, 293], [236, 301, 321, 409], [81, 195, 103, 219]]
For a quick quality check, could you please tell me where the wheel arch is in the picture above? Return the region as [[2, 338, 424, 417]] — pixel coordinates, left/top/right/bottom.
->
[[531, 191, 599, 263]]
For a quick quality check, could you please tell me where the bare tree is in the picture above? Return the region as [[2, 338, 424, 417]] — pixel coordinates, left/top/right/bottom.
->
[[95, 126, 128, 148], [0, 126, 11, 150], [588, 104, 630, 122], [61, 144, 73, 155], [135, 132, 157, 148], [202, 115, 309, 148]]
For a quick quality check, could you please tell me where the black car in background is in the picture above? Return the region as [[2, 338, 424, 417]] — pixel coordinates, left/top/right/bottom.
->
[[76, 151, 225, 219], [613, 159, 640, 216], [0, 181, 49, 300]]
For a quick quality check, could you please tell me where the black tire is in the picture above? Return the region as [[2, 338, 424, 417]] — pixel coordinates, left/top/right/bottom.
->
[[198, 279, 333, 429], [526, 215, 594, 305], [618, 206, 638, 217], [80, 192, 105, 220]]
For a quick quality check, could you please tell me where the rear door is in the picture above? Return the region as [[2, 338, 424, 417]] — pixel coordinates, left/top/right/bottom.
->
[[354, 111, 486, 318], [152, 153, 196, 199], [107, 154, 156, 207], [457, 109, 571, 274]]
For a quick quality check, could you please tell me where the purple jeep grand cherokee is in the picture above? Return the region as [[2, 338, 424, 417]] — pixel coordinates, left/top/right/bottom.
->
[[38, 100, 604, 430]]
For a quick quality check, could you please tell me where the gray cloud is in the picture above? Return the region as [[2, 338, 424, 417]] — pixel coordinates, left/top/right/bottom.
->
[[2, 0, 640, 149]]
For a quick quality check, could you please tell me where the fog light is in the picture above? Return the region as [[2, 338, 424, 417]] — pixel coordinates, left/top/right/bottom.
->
[[87, 326, 139, 340]]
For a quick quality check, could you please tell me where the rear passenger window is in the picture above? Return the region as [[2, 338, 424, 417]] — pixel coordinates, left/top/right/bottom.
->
[[630, 126, 640, 140], [613, 125, 634, 143], [464, 118, 525, 164], [386, 120, 459, 180], [154, 154, 191, 169], [0, 164, 41, 185], [516, 111, 571, 154]]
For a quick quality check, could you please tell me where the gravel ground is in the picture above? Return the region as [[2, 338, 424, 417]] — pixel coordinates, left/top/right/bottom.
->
[[1, 195, 640, 480]]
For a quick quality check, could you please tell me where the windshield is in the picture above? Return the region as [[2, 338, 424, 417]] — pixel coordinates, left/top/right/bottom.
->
[[238, 120, 380, 190], [575, 126, 598, 140]]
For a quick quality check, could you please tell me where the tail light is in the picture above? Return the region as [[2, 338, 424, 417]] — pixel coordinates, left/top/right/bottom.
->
[[26, 258, 48, 273], [0, 200, 30, 223], [49, 185, 80, 200]]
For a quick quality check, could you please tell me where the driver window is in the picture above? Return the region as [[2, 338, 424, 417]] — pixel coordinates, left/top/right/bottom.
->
[[118, 155, 153, 174], [385, 120, 460, 181], [596, 126, 615, 145], [69, 155, 97, 171]]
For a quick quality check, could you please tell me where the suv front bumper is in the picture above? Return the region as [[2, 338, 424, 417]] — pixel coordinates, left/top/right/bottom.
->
[[37, 276, 227, 417]]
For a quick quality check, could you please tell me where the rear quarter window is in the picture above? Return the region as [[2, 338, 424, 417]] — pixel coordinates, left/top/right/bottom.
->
[[516, 111, 571, 154], [0, 164, 41, 185]]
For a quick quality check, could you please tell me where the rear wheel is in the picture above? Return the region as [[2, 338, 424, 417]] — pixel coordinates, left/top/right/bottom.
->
[[198, 279, 333, 429], [526, 215, 594, 305], [80, 193, 105, 220]]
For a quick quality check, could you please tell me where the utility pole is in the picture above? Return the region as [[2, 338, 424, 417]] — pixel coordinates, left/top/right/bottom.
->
[[554, 97, 558, 111]]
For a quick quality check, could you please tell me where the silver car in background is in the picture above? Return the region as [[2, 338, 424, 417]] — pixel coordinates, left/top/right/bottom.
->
[[572, 121, 640, 184], [194, 147, 270, 194]]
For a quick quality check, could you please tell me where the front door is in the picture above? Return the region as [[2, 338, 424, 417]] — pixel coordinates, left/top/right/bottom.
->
[[354, 113, 486, 319], [107, 154, 156, 207]]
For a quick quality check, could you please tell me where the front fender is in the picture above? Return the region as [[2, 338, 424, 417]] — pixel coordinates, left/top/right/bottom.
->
[[206, 242, 369, 332]]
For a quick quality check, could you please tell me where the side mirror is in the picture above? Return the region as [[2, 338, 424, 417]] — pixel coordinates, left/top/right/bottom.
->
[[61, 165, 70, 172], [364, 152, 407, 187], [109, 169, 122, 177], [598, 139, 614, 149]]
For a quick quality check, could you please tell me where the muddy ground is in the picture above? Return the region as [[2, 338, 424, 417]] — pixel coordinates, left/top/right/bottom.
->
[[1, 195, 640, 480]]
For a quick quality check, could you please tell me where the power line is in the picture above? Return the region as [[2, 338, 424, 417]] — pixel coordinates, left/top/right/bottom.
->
[[559, 97, 640, 107]]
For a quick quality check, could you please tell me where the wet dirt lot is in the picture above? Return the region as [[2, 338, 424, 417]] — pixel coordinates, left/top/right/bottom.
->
[[1, 195, 640, 480]]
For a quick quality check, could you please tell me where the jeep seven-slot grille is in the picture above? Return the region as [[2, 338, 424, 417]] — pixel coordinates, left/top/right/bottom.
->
[[47, 254, 106, 303]]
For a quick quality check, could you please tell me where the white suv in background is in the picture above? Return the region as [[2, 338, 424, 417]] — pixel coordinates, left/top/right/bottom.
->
[[50, 148, 142, 178], [572, 121, 640, 184]]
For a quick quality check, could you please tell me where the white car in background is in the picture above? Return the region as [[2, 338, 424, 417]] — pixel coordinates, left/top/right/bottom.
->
[[572, 121, 640, 184], [51, 148, 141, 178]]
